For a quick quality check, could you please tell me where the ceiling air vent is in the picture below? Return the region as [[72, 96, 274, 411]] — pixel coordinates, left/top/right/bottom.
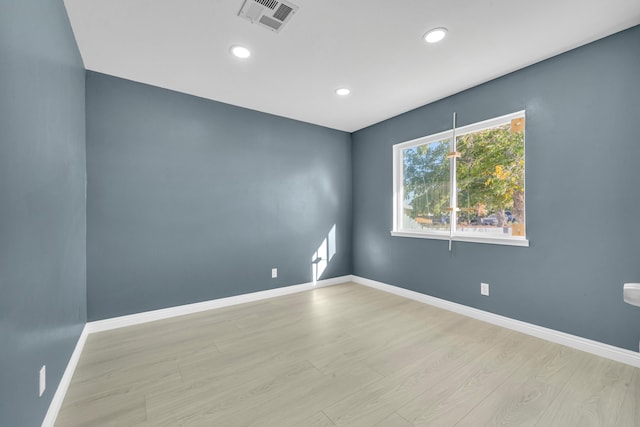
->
[[238, 0, 299, 33]]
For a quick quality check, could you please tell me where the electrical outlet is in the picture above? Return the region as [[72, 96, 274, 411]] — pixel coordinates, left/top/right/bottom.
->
[[481, 282, 489, 296], [39, 365, 46, 397], [271, 268, 277, 279]]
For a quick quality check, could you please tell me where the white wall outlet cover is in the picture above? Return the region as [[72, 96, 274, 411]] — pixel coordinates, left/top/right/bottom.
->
[[271, 268, 278, 278], [481, 283, 489, 296], [39, 365, 46, 396], [623, 283, 640, 307]]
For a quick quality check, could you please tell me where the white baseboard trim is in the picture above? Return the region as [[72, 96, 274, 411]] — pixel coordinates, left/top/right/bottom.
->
[[351, 275, 640, 368], [41, 325, 89, 427], [86, 275, 351, 334]]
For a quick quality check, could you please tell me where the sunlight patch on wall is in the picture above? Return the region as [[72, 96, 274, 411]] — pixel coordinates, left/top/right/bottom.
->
[[312, 224, 336, 284]]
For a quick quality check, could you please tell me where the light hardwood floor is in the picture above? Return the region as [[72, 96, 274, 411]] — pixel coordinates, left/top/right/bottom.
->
[[56, 283, 639, 426]]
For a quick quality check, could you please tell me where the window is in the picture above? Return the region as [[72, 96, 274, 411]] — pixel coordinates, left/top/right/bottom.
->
[[392, 111, 527, 246]]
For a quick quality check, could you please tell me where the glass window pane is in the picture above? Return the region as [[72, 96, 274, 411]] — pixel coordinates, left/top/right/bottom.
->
[[401, 139, 450, 232], [456, 123, 525, 237]]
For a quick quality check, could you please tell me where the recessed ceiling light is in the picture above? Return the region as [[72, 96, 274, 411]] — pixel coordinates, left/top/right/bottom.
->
[[424, 27, 448, 44], [335, 88, 351, 96], [230, 45, 251, 59]]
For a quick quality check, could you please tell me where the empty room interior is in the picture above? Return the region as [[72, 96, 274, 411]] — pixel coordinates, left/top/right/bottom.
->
[[2, 0, 640, 426]]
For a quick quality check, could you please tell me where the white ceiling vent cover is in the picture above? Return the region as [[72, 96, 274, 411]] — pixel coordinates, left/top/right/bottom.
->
[[238, 0, 299, 33]]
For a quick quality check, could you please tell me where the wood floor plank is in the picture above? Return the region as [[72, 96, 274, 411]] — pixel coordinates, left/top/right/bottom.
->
[[211, 308, 348, 355], [373, 412, 414, 427], [322, 326, 514, 426], [615, 366, 640, 427], [177, 364, 382, 427], [248, 365, 382, 427], [393, 331, 544, 426], [308, 307, 476, 375], [363, 315, 499, 377], [534, 353, 633, 426], [63, 357, 183, 406], [297, 411, 337, 427], [146, 359, 323, 423], [76, 319, 225, 373], [55, 282, 640, 427], [54, 391, 147, 427], [454, 342, 584, 426]]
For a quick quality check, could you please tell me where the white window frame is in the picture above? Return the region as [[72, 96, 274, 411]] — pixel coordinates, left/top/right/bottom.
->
[[392, 111, 529, 247]]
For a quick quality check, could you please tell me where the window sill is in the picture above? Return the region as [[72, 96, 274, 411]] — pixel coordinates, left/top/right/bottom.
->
[[390, 230, 529, 247]]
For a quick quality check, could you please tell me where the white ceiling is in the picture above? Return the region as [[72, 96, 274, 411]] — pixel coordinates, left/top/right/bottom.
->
[[63, 0, 640, 132]]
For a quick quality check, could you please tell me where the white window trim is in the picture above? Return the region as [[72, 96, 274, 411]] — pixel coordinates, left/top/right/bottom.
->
[[390, 231, 529, 247], [392, 110, 528, 247]]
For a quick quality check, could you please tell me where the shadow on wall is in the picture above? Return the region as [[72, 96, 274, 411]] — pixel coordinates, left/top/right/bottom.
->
[[312, 224, 337, 283]]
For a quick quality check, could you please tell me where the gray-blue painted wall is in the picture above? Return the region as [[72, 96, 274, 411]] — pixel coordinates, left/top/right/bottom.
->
[[86, 72, 352, 321], [352, 25, 640, 351], [0, 1, 87, 426]]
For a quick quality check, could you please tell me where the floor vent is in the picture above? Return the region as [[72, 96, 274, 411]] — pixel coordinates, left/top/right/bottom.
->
[[238, 0, 299, 33]]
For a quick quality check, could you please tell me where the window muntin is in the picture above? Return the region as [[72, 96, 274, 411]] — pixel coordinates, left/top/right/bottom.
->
[[393, 111, 526, 245]]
